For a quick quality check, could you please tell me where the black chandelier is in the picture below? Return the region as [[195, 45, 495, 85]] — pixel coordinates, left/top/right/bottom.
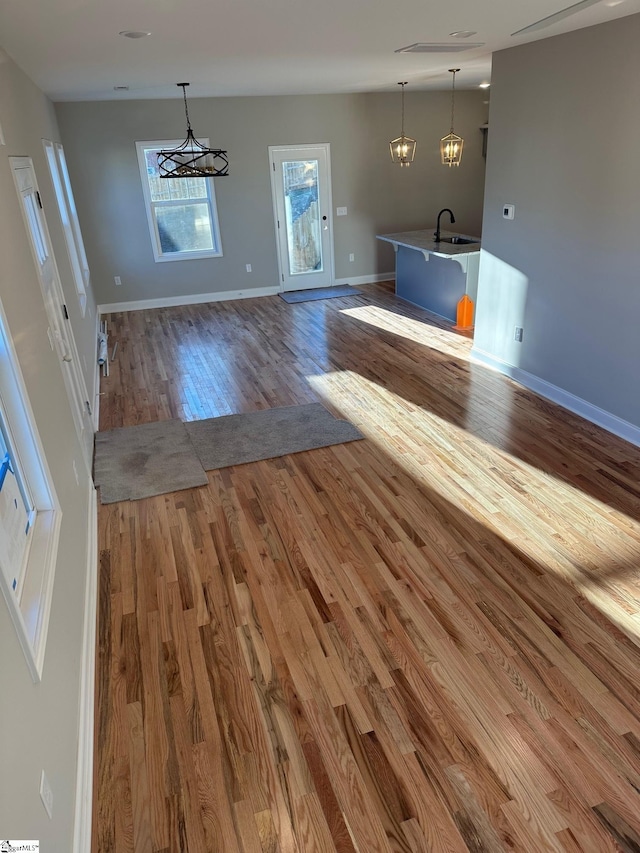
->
[[158, 83, 229, 179]]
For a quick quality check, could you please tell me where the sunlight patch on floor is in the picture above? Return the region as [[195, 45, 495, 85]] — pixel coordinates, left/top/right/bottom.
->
[[307, 367, 640, 632], [340, 304, 467, 358]]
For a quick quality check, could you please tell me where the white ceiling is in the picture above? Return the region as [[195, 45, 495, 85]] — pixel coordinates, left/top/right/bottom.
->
[[0, 0, 638, 101]]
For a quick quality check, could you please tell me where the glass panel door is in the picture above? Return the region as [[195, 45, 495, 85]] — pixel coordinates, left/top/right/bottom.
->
[[270, 145, 334, 292], [282, 159, 322, 276]]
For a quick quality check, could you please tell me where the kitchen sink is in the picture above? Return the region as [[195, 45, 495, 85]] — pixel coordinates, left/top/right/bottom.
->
[[438, 236, 477, 245]]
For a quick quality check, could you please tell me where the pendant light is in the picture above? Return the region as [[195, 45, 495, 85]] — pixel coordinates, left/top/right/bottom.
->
[[440, 69, 464, 167], [389, 82, 416, 167], [158, 83, 229, 179]]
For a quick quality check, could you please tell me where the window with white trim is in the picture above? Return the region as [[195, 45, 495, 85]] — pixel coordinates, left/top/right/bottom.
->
[[135, 140, 223, 262], [0, 414, 35, 596], [0, 304, 61, 681], [43, 140, 91, 316]]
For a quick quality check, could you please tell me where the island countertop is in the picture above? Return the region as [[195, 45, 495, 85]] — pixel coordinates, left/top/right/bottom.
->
[[376, 228, 481, 323], [377, 228, 481, 258]]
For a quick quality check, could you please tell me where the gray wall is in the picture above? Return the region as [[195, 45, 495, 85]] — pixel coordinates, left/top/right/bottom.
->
[[0, 49, 98, 847], [55, 90, 487, 306], [473, 14, 640, 429]]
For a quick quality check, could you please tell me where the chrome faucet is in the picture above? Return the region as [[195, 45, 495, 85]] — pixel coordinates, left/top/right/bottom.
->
[[434, 208, 455, 242]]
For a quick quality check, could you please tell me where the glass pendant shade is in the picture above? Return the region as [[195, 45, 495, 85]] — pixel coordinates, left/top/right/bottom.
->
[[441, 69, 464, 167], [159, 84, 229, 178], [390, 135, 417, 167], [440, 132, 464, 167], [389, 82, 417, 167]]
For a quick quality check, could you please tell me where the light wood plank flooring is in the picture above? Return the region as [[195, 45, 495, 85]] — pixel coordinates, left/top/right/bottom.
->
[[96, 283, 640, 852]]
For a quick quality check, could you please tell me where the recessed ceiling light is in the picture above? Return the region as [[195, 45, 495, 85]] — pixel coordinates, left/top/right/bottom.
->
[[119, 30, 151, 39], [479, 82, 491, 89], [449, 31, 477, 38]]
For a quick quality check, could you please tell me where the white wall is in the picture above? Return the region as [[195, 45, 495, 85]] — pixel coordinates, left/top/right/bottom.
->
[[473, 14, 640, 434], [0, 47, 97, 848], [55, 90, 487, 307]]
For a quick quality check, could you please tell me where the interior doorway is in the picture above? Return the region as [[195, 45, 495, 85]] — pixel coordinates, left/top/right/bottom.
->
[[269, 144, 334, 292]]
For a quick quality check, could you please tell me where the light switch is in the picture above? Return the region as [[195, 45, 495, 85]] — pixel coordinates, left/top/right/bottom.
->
[[336, 207, 347, 216], [503, 204, 515, 220]]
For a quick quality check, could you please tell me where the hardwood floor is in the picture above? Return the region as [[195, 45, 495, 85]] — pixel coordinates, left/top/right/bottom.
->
[[96, 283, 640, 852]]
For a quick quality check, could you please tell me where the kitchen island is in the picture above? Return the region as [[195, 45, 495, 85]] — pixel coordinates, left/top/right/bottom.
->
[[377, 229, 481, 323]]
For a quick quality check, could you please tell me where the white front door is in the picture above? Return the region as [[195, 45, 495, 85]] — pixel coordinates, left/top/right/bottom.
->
[[269, 144, 334, 292], [10, 157, 92, 462]]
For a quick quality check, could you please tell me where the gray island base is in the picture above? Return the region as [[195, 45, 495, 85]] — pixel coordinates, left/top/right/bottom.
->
[[377, 229, 481, 324]]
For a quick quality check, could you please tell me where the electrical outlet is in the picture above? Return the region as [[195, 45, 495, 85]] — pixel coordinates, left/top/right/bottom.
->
[[336, 206, 347, 216], [246, 264, 252, 272], [349, 253, 355, 262], [514, 326, 523, 342], [114, 275, 122, 286], [40, 770, 53, 819]]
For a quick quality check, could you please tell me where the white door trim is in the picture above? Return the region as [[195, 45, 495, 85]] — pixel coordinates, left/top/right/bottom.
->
[[9, 156, 92, 469], [269, 143, 335, 292]]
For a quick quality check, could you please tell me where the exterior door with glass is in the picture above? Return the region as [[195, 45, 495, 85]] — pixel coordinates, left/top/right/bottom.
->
[[269, 145, 334, 291]]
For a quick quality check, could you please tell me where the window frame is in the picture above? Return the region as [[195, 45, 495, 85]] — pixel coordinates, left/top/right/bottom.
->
[[43, 139, 90, 317], [0, 298, 62, 682], [0, 407, 37, 599], [135, 140, 223, 263]]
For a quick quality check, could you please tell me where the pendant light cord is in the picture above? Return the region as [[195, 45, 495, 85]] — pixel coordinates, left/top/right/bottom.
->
[[399, 81, 408, 137], [180, 83, 193, 132], [449, 70, 456, 133]]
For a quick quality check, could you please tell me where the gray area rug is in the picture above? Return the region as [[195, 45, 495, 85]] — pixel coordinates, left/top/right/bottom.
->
[[279, 285, 361, 303], [94, 419, 208, 504], [94, 405, 364, 503], [185, 403, 364, 471]]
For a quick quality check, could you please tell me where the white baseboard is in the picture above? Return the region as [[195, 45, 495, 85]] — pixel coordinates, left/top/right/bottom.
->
[[471, 347, 640, 448], [99, 285, 281, 315], [73, 483, 98, 853], [334, 273, 395, 287], [93, 312, 101, 431], [99, 277, 397, 315], [93, 387, 100, 432]]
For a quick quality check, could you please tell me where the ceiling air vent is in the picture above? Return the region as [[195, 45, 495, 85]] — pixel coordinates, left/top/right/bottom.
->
[[395, 43, 485, 53]]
